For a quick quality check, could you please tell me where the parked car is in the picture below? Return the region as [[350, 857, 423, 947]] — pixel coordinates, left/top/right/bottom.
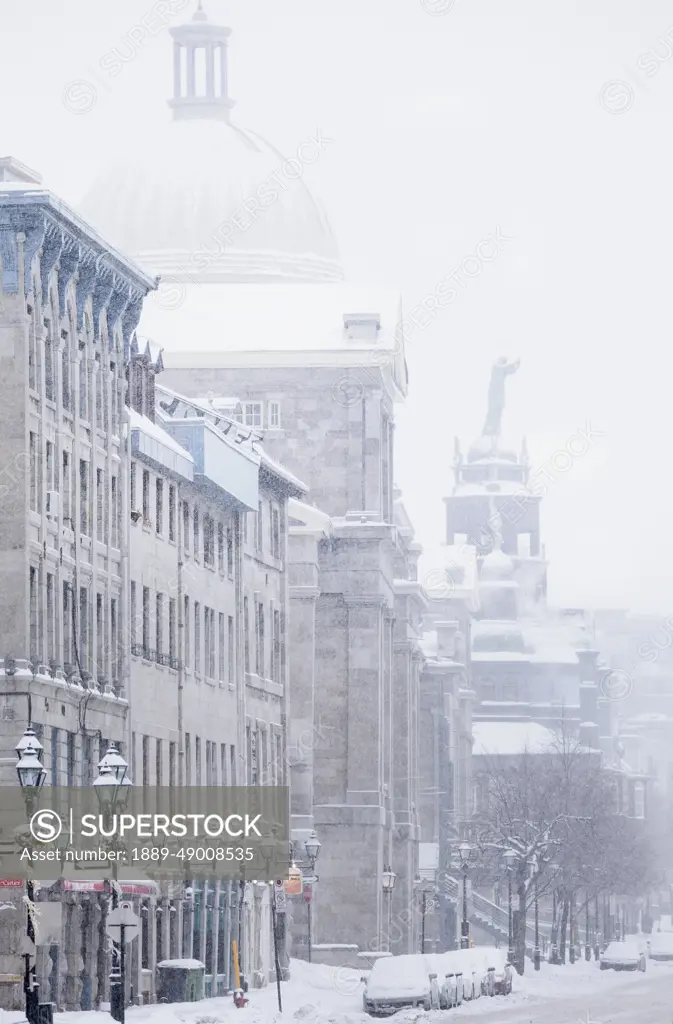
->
[[649, 931, 673, 961], [362, 955, 432, 1016], [600, 939, 647, 972]]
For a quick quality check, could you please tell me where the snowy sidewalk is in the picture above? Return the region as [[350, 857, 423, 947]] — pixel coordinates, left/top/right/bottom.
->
[[45, 956, 673, 1024]]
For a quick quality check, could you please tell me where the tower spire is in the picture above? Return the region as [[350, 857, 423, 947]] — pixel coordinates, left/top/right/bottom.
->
[[169, 3, 236, 122]]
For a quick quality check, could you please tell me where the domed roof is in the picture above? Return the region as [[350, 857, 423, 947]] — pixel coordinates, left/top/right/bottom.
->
[[78, 5, 343, 286]]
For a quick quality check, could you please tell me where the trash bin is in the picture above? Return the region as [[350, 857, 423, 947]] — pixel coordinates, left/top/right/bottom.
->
[[156, 959, 205, 1003], [37, 1003, 55, 1024]]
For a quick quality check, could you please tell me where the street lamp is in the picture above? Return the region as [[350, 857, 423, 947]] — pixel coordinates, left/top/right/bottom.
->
[[414, 874, 435, 955], [503, 849, 516, 967], [382, 866, 396, 951], [16, 729, 47, 1024], [304, 830, 321, 963], [94, 748, 132, 1023], [457, 842, 472, 950], [528, 856, 540, 971]]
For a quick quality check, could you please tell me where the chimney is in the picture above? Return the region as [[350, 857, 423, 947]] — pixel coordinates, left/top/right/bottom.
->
[[343, 312, 381, 341], [0, 157, 42, 184]]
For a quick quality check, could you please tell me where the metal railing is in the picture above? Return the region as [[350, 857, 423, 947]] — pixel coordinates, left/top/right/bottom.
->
[[444, 875, 546, 953]]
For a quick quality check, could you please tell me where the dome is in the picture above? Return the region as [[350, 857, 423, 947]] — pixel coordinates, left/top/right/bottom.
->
[[78, 6, 343, 286]]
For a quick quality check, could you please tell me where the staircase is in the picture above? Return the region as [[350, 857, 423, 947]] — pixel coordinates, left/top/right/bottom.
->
[[444, 876, 550, 955]]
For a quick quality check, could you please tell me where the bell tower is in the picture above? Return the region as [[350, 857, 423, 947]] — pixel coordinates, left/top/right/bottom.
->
[[168, 2, 236, 122]]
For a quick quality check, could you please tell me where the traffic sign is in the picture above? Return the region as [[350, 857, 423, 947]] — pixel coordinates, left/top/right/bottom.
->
[[274, 890, 287, 914], [106, 902, 140, 943]]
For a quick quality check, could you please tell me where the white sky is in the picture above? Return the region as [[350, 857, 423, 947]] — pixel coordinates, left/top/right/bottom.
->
[[2, 0, 672, 614]]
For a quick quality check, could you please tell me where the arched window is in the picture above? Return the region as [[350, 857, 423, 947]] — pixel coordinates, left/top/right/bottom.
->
[[480, 676, 496, 701]]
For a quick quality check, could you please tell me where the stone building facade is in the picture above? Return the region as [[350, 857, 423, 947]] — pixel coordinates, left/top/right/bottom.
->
[[155, 290, 420, 954], [0, 158, 155, 1010]]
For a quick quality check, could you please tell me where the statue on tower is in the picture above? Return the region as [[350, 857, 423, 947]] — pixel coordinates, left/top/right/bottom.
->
[[482, 357, 520, 437]]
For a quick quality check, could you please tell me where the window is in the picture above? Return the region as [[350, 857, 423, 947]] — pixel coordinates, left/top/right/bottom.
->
[[256, 603, 265, 678], [96, 468, 103, 540], [79, 354, 88, 420], [156, 478, 163, 534], [271, 507, 280, 560], [228, 616, 234, 685], [156, 739, 163, 786], [142, 736, 150, 786], [62, 334, 71, 409], [185, 733, 191, 786], [111, 474, 119, 548], [244, 597, 250, 673], [204, 516, 214, 566], [194, 601, 201, 675], [130, 582, 137, 651], [205, 741, 211, 786], [268, 401, 281, 429], [243, 401, 262, 427], [111, 597, 119, 683], [217, 522, 224, 571], [169, 742, 177, 787], [227, 525, 234, 576], [169, 598, 177, 665], [131, 733, 137, 784], [230, 744, 237, 785], [142, 470, 150, 523], [44, 325, 54, 401], [29, 567, 38, 661], [503, 676, 518, 702], [76, 461, 88, 536], [221, 744, 227, 786], [130, 462, 137, 511], [256, 501, 263, 552], [142, 586, 150, 656], [62, 451, 71, 523], [67, 732, 76, 786], [480, 676, 496, 701], [218, 613, 225, 683], [50, 727, 59, 786], [79, 585, 90, 672], [169, 485, 176, 542], [634, 782, 645, 819], [96, 593, 104, 677], [156, 592, 164, 659], [45, 441, 55, 493], [63, 582, 72, 668], [272, 609, 281, 682], [46, 573, 55, 662], [184, 595, 190, 669], [29, 433, 38, 512], [195, 737, 202, 786], [193, 506, 200, 558], [183, 501, 190, 552], [204, 606, 211, 677]]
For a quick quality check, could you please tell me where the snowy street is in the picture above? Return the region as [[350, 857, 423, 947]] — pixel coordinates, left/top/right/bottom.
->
[[28, 958, 672, 1024]]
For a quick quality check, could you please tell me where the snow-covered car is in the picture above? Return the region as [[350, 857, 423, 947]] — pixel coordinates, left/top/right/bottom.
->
[[362, 954, 432, 1016], [431, 947, 510, 1005], [600, 939, 647, 972], [648, 931, 673, 961]]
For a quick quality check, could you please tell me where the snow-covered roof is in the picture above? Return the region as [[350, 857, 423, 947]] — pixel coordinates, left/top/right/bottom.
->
[[253, 442, 307, 496], [472, 721, 557, 756], [288, 497, 332, 536], [129, 407, 194, 481], [139, 282, 408, 399]]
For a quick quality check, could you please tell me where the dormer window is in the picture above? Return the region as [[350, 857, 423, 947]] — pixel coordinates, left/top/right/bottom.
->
[[243, 402, 262, 428]]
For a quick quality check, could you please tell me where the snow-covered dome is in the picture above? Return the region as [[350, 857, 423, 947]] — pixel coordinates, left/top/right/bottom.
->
[[78, 5, 342, 286]]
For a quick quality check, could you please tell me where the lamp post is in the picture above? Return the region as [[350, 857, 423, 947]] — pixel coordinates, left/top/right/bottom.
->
[[381, 866, 396, 952], [304, 830, 321, 964], [527, 856, 540, 971], [414, 875, 433, 955], [503, 849, 516, 967], [457, 842, 472, 950], [16, 727, 47, 1024], [94, 745, 132, 1023], [594, 892, 600, 959]]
